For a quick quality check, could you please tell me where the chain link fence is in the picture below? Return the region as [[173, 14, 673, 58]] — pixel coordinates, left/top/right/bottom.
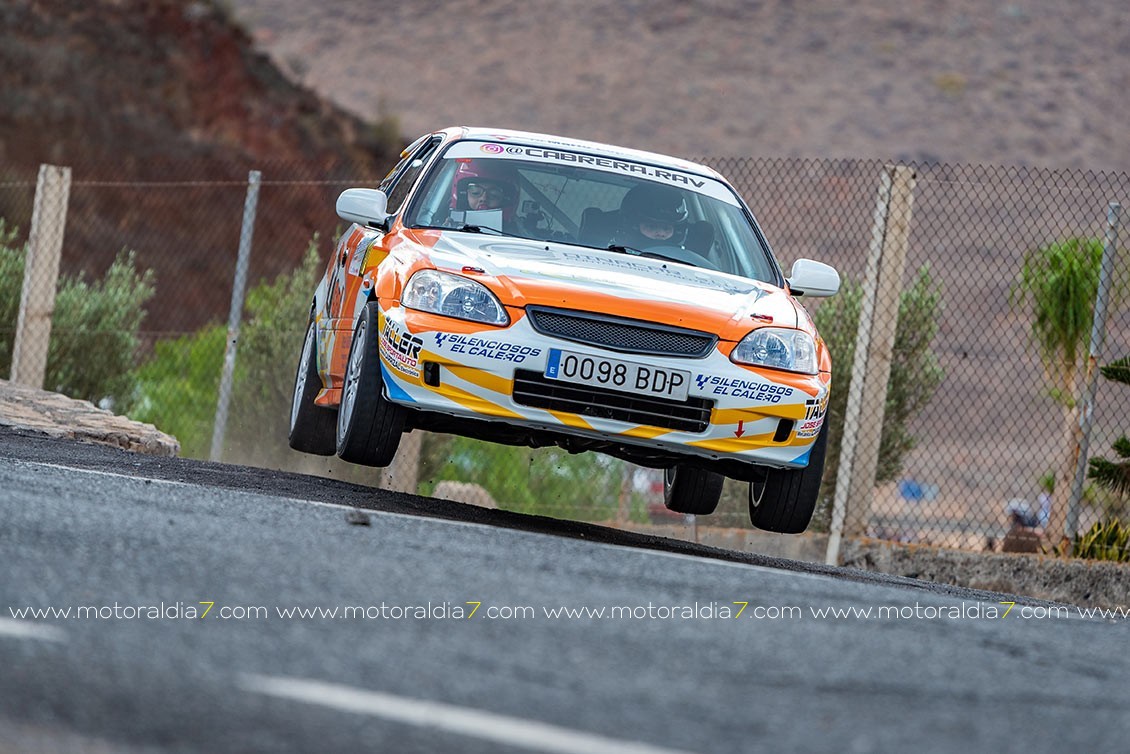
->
[[710, 158, 1130, 551], [1, 158, 1127, 554]]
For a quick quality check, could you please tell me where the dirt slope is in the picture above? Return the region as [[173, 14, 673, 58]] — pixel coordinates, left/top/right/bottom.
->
[[226, 0, 1130, 171]]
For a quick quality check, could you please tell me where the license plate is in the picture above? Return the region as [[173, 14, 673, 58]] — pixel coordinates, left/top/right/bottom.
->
[[544, 349, 690, 401]]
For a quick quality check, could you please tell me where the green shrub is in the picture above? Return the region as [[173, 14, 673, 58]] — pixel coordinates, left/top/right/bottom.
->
[[808, 265, 945, 529], [126, 235, 325, 462], [48, 250, 155, 404], [1071, 518, 1130, 562], [225, 235, 325, 460], [0, 220, 23, 367], [418, 433, 637, 521], [1088, 355, 1130, 506], [0, 220, 154, 405], [126, 324, 226, 459]]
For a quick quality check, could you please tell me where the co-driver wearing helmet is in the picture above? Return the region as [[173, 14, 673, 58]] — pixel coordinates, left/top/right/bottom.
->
[[613, 183, 689, 249]]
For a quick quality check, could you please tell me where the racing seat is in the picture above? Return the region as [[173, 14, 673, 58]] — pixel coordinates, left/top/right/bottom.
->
[[685, 221, 725, 271], [684, 221, 714, 256], [579, 207, 619, 247]]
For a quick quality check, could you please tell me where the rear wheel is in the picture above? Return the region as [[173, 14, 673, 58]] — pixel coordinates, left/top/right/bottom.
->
[[748, 426, 828, 533], [663, 464, 724, 515], [336, 302, 406, 467], [288, 320, 337, 455]]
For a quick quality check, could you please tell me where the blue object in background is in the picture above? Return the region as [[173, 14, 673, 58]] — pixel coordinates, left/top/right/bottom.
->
[[899, 479, 924, 501]]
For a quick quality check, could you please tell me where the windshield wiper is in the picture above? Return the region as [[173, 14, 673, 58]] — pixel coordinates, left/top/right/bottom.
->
[[606, 244, 686, 266], [458, 224, 506, 236]]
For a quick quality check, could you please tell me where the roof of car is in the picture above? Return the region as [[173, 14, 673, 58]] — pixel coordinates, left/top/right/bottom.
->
[[445, 126, 724, 181]]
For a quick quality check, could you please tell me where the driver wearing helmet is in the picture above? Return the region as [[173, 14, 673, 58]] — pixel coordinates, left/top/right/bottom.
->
[[450, 159, 520, 228], [614, 183, 689, 248]]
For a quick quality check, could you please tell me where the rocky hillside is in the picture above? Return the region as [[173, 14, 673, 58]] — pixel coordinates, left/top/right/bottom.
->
[[0, 0, 398, 332], [0, 0, 394, 168]]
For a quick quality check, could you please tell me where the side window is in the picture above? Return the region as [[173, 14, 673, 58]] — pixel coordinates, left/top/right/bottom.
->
[[376, 134, 427, 193], [385, 138, 440, 216], [377, 154, 411, 194]]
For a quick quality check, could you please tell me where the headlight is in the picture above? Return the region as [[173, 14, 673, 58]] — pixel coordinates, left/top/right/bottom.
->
[[402, 269, 509, 326], [731, 328, 817, 374]]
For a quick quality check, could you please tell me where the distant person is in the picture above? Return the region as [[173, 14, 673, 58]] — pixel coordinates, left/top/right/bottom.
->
[[1001, 498, 1043, 553], [1037, 492, 1052, 528]]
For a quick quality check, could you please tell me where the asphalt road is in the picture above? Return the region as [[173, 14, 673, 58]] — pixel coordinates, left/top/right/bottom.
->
[[2, 428, 1128, 752]]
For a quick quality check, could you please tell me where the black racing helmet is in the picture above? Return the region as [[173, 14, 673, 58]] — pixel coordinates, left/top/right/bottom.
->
[[619, 183, 689, 227]]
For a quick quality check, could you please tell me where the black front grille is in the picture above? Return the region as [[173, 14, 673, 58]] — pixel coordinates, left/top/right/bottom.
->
[[513, 370, 713, 433], [526, 307, 716, 358]]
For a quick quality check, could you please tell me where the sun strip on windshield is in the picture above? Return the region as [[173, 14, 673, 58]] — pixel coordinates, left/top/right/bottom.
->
[[443, 141, 739, 206]]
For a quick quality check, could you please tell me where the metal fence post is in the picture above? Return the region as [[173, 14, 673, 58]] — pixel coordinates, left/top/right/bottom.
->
[[826, 164, 917, 565], [10, 164, 71, 389], [210, 170, 262, 462], [1066, 202, 1122, 536]]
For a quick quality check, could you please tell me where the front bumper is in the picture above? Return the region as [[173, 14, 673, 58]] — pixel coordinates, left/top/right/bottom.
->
[[378, 303, 829, 470]]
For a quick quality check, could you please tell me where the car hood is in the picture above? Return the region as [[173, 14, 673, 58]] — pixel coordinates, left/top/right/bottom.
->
[[417, 233, 801, 341]]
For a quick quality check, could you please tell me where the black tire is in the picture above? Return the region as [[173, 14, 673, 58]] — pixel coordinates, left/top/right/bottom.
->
[[748, 425, 828, 533], [663, 463, 725, 515], [336, 301, 406, 467], [288, 320, 337, 455]]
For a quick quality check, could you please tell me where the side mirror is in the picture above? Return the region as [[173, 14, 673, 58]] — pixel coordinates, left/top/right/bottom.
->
[[336, 188, 390, 229], [787, 259, 840, 298]]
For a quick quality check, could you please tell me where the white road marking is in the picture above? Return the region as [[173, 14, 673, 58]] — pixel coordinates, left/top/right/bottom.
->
[[239, 673, 697, 754], [0, 617, 67, 643]]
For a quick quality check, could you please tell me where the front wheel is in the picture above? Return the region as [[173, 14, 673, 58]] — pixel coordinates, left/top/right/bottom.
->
[[748, 426, 828, 533], [288, 320, 337, 455], [663, 464, 724, 515], [336, 302, 406, 467]]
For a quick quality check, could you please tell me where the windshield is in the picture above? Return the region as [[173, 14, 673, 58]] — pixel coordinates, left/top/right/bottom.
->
[[404, 140, 780, 284]]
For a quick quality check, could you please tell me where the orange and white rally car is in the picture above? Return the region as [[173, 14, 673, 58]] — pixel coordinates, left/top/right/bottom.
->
[[288, 127, 840, 532]]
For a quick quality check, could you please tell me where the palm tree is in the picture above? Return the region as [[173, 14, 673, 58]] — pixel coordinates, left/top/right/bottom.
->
[[1011, 237, 1104, 543]]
